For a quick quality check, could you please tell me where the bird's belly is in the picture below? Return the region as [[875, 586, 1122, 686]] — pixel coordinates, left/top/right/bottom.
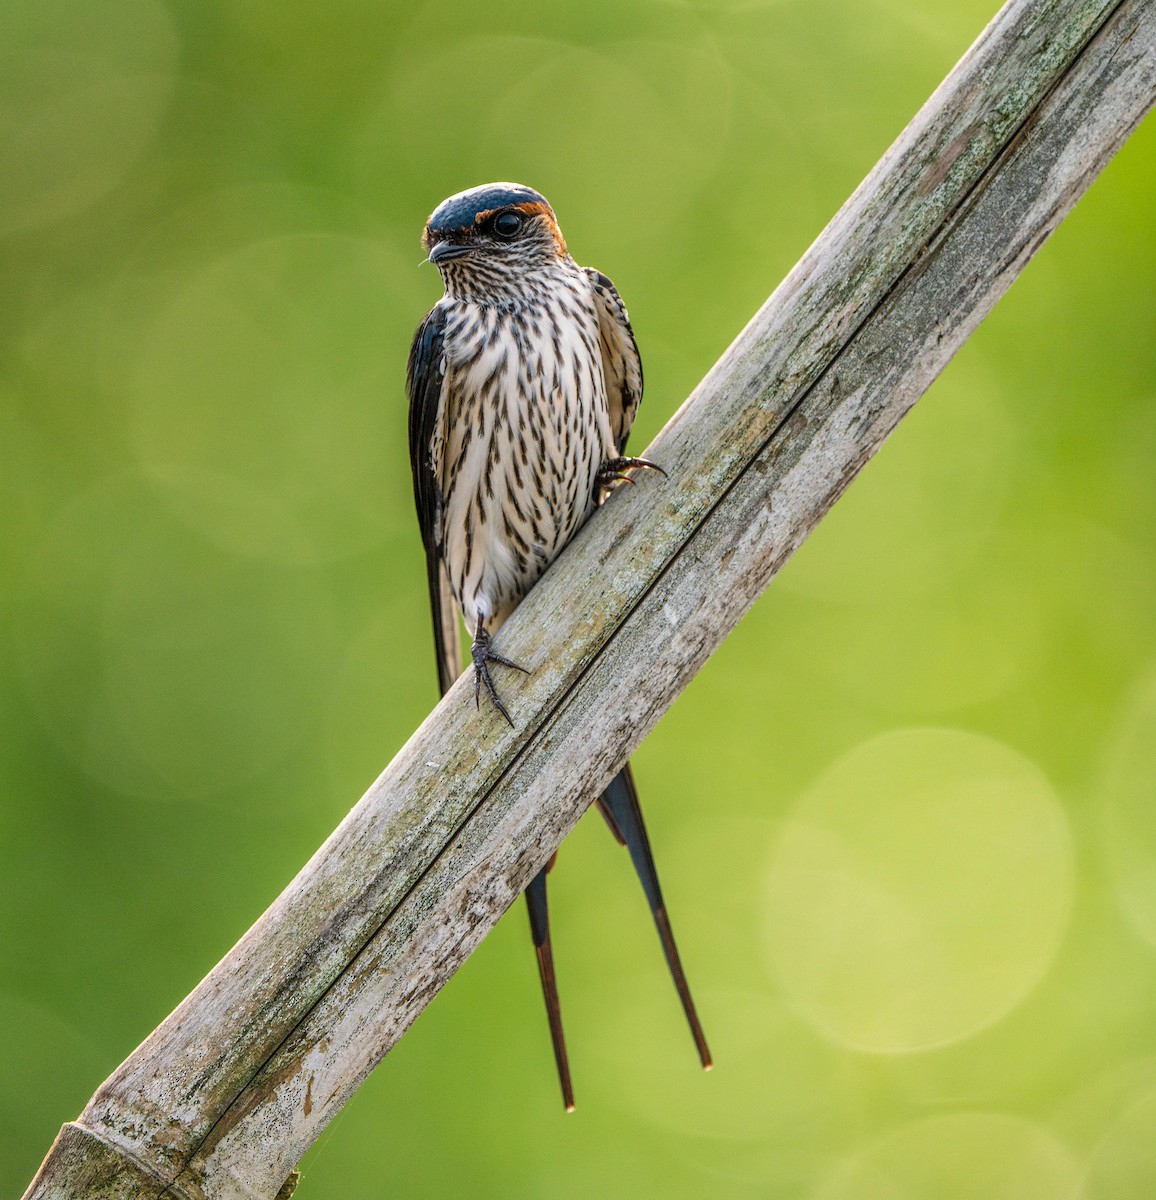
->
[[441, 342, 614, 630]]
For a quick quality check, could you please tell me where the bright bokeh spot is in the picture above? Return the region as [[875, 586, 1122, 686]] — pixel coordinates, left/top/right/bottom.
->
[[1100, 669, 1156, 949], [766, 729, 1073, 1051], [813, 1113, 1080, 1200]]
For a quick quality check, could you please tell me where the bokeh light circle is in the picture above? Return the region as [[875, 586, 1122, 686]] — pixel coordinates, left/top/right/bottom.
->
[[766, 729, 1073, 1052], [813, 1113, 1080, 1200]]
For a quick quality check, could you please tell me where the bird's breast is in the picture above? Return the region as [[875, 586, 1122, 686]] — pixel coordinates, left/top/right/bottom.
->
[[437, 280, 616, 625]]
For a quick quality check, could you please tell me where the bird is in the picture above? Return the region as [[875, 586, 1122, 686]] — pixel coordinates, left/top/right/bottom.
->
[[406, 182, 711, 1110]]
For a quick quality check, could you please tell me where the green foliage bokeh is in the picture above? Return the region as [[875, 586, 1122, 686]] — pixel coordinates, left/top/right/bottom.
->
[[2, 1, 1154, 1197]]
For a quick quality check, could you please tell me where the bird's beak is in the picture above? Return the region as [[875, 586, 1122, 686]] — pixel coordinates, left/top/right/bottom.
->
[[428, 240, 471, 265]]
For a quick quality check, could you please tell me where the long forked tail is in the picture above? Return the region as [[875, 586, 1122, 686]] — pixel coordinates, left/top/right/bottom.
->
[[597, 764, 713, 1070], [525, 866, 575, 1111]]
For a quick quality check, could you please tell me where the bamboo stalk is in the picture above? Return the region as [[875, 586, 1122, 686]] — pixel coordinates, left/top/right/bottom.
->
[[24, 0, 1156, 1195]]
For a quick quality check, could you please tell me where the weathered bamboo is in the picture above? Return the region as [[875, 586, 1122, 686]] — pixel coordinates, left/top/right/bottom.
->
[[24, 0, 1155, 1196]]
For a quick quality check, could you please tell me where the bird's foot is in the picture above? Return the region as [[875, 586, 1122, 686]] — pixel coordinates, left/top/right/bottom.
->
[[597, 456, 668, 490], [472, 623, 529, 728]]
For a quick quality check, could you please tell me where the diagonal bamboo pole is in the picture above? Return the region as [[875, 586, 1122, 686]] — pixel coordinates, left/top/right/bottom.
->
[[24, 0, 1156, 1196]]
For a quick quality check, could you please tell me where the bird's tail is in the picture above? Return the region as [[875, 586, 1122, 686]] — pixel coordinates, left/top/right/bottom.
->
[[526, 764, 710, 1112], [525, 862, 574, 1111], [596, 763, 712, 1071]]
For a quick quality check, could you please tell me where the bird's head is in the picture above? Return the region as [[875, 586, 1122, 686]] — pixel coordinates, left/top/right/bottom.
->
[[422, 182, 569, 297]]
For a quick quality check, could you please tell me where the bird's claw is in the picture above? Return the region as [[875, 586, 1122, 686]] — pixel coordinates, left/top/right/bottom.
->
[[472, 624, 529, 728], [597, 456, 668, 490]]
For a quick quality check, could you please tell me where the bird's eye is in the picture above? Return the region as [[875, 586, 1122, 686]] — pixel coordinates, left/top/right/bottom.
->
[[492, 211, 523, 239]]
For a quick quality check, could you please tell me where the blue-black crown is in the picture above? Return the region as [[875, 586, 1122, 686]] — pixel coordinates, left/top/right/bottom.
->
[[426, 183, 552, 235]]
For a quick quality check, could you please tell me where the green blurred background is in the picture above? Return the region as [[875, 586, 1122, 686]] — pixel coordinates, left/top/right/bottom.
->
[[2, 0, 1154, 1196]]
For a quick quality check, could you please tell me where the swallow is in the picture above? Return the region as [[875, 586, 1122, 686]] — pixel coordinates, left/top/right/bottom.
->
[[407, 182, 710, 1109]]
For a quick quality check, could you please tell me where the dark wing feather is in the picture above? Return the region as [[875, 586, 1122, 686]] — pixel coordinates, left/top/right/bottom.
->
[[586, 269, 643, 453], [406, 302, 461, 696]]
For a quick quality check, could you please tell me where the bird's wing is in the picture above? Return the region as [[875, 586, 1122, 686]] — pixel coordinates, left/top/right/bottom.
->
[[407, 302, 462, 696], [586, 269, 643, 453]]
